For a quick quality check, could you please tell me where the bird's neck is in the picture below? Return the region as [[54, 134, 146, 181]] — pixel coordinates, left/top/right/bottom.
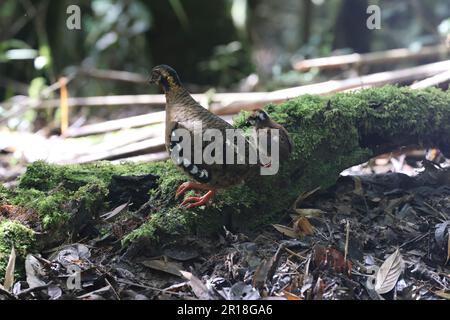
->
[[165, 86, 196, 108]]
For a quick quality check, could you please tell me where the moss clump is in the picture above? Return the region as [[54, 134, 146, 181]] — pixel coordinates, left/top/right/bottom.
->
[[6, 161, 160, 231], [0, 220, 35, 282], [0, 185, 9, 203]]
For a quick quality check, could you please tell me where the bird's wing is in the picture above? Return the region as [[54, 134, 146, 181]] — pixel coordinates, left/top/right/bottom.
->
[[167, 121, 213, 183]]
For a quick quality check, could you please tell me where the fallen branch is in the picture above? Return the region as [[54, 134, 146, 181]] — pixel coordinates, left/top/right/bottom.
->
[[410, 70, 450, 89], [212, 59, 450, 114], [67, 136, 165, 164], [4, 60, 450, 120], [77, 68, 148, 83], [292, 44, 450, 71], [66, 113, 235, 138], [65, 111, 166, 137]]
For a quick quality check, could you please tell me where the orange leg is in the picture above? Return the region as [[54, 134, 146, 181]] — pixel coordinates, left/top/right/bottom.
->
[[180, 190, 216, 209], [175, 182, 212, 199]]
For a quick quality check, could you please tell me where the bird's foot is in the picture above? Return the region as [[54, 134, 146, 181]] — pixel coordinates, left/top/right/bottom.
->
[[175, 182, 211, 198], [180, 190, 216, 209]]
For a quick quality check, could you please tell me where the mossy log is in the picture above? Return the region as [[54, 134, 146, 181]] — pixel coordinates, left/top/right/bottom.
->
[[1, 85, 450, 269]]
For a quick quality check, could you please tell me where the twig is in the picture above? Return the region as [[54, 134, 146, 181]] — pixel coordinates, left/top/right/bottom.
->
[[344, 220, 350, 262], [116, 279, 186, 296]]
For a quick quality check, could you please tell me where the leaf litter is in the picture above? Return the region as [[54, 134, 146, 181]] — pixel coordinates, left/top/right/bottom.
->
[[1, 162, 450, 300]]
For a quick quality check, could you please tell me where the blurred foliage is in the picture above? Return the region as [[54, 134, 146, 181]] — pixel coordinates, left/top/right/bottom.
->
[[0, 0, 449, 104]]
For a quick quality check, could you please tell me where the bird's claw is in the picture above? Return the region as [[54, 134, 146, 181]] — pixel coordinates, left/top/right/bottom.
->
[[175, 182, 191, 198], [179, 190, 216, 209], [180, 196, 205, 209]]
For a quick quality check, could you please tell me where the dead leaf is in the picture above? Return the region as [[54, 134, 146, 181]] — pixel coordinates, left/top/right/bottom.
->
[[141, 259, 183, 277], [434, 290, 450, 300], [294, 217, 314, 235], [293, 208, 325, 217], [312, 277, 325, 300], [313, 245, 352, 274], [374, 249, 404, 294], [180, 270, 213, 300], [100, 202, 129, 220], [446, 232, 450, 265], [282, 290, 303, 300], [47, 284, 62, 300], [3, 246, 16, 292], [252, 259, 272, 289], [353, 176, 363, 195], [435, 221, 449, 248], [252, 244, 285, 289], [293, 186, 321, 208], [25, 254, 47, 288], [228, 282, 260, 300], [272, 224, 299, 238]]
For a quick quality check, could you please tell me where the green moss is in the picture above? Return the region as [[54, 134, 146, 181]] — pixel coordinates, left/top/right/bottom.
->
[[4, 86, 450, 249], [0, 220, 35, 282], [7, 161, 163, 230], [0, 184, 9, 203]]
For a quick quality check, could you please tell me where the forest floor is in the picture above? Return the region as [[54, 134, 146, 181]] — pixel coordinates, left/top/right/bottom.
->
[[0, 151, 449, 300]]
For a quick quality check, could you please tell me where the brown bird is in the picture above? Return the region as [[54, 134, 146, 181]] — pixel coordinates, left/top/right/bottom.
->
[[149, 65, 258, 209], [246, 109, 293, 165]]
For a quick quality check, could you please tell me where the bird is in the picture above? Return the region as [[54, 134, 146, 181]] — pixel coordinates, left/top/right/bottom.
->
[[246, 109, 293, 165], [148, 65, 259, 209]]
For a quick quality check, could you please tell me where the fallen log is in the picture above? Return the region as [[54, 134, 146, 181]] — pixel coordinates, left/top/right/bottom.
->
[[1, 86, 450, 265]]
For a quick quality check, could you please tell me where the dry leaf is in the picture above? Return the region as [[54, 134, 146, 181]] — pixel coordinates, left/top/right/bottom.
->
[[179, 270, 213, 300], [293, 187, 321, 208], [313, 245, 352, 274], [252, 259, 272, 289], [294, 217, 314, 235], [100, 202, 129, 220], [374, 249, 404, 294], [3, 246, 16, 292], [272, 224, 299, 238], [434, 290, 450, 300], [312, 277, 325, 300], [293, 208, 325, 217], [353, 176, 363, 195], [446, 232, 450, 265], [141, 259, 183, 277], [228, 282, 260, 300], [25, 254, 47, 288], [282, 290, 303, 300]]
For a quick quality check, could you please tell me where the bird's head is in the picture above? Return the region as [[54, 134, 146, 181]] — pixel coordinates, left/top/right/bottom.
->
[[149, 65, 181, 92], [246, 109, 270, 127]]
